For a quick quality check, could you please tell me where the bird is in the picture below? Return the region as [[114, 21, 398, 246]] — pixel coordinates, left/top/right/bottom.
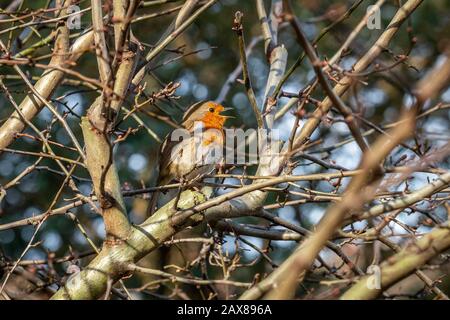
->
[[148, 100, 232, 215]]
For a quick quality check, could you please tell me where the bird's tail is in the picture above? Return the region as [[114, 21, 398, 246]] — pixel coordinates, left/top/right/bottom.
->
[[147, 170, 164, 216], [147, 189, 159, 216], [147, 174, 170, 216]]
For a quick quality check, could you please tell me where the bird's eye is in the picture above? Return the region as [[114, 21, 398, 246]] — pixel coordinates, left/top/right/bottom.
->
[[208, 107, 215, 112]]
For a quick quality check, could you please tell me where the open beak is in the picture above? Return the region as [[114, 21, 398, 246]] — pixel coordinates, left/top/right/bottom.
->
[[221, 107, 235, 119]]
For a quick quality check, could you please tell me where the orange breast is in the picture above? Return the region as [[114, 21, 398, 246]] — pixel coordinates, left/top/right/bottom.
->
[[200, 112, 226, 130]]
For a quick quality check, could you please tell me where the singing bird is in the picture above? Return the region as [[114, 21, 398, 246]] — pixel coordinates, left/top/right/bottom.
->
[[148, 101, 231, 214]]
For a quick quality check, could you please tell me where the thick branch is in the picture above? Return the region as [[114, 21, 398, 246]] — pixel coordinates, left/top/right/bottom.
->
[[340, 220, 450, 300], [81, 118, 131, 242], [91, 0, 112, 85]]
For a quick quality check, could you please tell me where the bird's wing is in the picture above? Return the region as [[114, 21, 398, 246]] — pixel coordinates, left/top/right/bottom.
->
[[158, 134, 199, 185], [158, 133, 179, 185]]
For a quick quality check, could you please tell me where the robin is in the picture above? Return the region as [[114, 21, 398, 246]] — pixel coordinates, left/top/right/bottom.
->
[[148, 100, 232, 214]]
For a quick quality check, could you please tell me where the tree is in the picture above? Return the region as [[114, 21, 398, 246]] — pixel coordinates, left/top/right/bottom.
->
[[0, 0, 449, 300]]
